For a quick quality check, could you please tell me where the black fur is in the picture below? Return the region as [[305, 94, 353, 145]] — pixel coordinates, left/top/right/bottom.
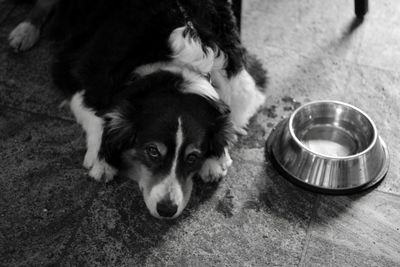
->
[[49, 0, 265, 108], [49, 0, 263, 169]]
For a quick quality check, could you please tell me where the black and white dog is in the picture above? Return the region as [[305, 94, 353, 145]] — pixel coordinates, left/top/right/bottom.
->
[[9, 0, 266, 219]]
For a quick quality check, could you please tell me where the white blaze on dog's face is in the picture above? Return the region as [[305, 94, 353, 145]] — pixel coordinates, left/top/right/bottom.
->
[[133, 118, 192, 219]]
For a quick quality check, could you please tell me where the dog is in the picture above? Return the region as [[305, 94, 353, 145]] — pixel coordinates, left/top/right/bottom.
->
[[9, 0, 267, 219]]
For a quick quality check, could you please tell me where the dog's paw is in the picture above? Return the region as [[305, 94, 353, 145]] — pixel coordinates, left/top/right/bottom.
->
[[199, 150, 233, 183], [83, 149, 97, 169], [88, 159, 117, 183], [234, 126, 248, 136], [9, 22, 40, 52]]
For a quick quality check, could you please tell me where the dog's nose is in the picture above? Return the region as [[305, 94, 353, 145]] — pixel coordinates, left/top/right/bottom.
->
[[156, 199, 178, 218]]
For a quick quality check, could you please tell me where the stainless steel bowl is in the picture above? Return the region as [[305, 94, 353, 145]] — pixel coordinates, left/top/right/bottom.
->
[[266, 100, 389, 194]]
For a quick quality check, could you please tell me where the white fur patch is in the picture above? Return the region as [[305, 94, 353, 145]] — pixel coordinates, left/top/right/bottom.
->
[[104, 111, 126, 132], [146, 118, 187, 218], [169, 26, 226, 74], [170, 118, 184, 177], [70, 91, 116, 182], [133, 25, 230, 102], [89, 158, 117, 183], [199, 147, 232, 182], [135, 63, 219, 100], [211, 69, 266, 132], [8, 22, 40, 52]]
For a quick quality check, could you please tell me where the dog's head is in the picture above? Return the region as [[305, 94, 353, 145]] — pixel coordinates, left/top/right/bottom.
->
[[100, 71, 233, 219]]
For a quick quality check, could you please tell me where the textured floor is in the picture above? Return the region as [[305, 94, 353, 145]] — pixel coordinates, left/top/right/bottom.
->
[[1, 0, 400, 266]]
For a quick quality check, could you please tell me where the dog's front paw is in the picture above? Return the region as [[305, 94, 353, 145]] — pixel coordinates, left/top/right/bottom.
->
[[83, 149, 97, 169], [88, 159, 117, 183], [234, 126, 248, 136], [9, 22, 40, 52], [199, 150, 233, 183]]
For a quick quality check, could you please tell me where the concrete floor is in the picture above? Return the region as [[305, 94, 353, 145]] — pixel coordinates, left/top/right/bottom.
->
[[1, 0, 400, 266]]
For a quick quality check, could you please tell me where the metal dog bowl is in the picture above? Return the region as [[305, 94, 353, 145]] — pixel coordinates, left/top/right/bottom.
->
[[266, 100, 389, 194]]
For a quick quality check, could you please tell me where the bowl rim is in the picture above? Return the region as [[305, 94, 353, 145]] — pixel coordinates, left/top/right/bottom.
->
[[288, 100, 378, 160]]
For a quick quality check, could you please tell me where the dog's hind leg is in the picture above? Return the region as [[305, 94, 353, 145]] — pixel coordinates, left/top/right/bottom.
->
[[212, 68, 266, 135], [9, 0, 58, 52], [210, 0, 267, 134]]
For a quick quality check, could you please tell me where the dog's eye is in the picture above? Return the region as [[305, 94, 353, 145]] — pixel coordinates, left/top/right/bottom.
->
[[146, 145, 161, 160], [186, 153, 199, 165]]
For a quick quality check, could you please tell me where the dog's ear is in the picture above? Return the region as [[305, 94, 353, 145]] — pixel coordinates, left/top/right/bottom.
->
[[100, 106, 136, 167], [205, 100, 235, 158]]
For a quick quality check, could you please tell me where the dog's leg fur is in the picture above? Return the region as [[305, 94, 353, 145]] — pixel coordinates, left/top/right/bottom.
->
[[209, 1, 266, 134], [9, 0, 58, 52], [197, 67, 265, 181], [211, 68, 266, 135], [70, 91, 117, 182], [197, 0, 265, 181]]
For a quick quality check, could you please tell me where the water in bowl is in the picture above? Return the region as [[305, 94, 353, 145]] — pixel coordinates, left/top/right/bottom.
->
[[300, 125, 357, 157]]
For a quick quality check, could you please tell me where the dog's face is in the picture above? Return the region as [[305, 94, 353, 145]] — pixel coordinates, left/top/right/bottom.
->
[[121, 116, 206, 219], [101, 71, 233, 219]]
